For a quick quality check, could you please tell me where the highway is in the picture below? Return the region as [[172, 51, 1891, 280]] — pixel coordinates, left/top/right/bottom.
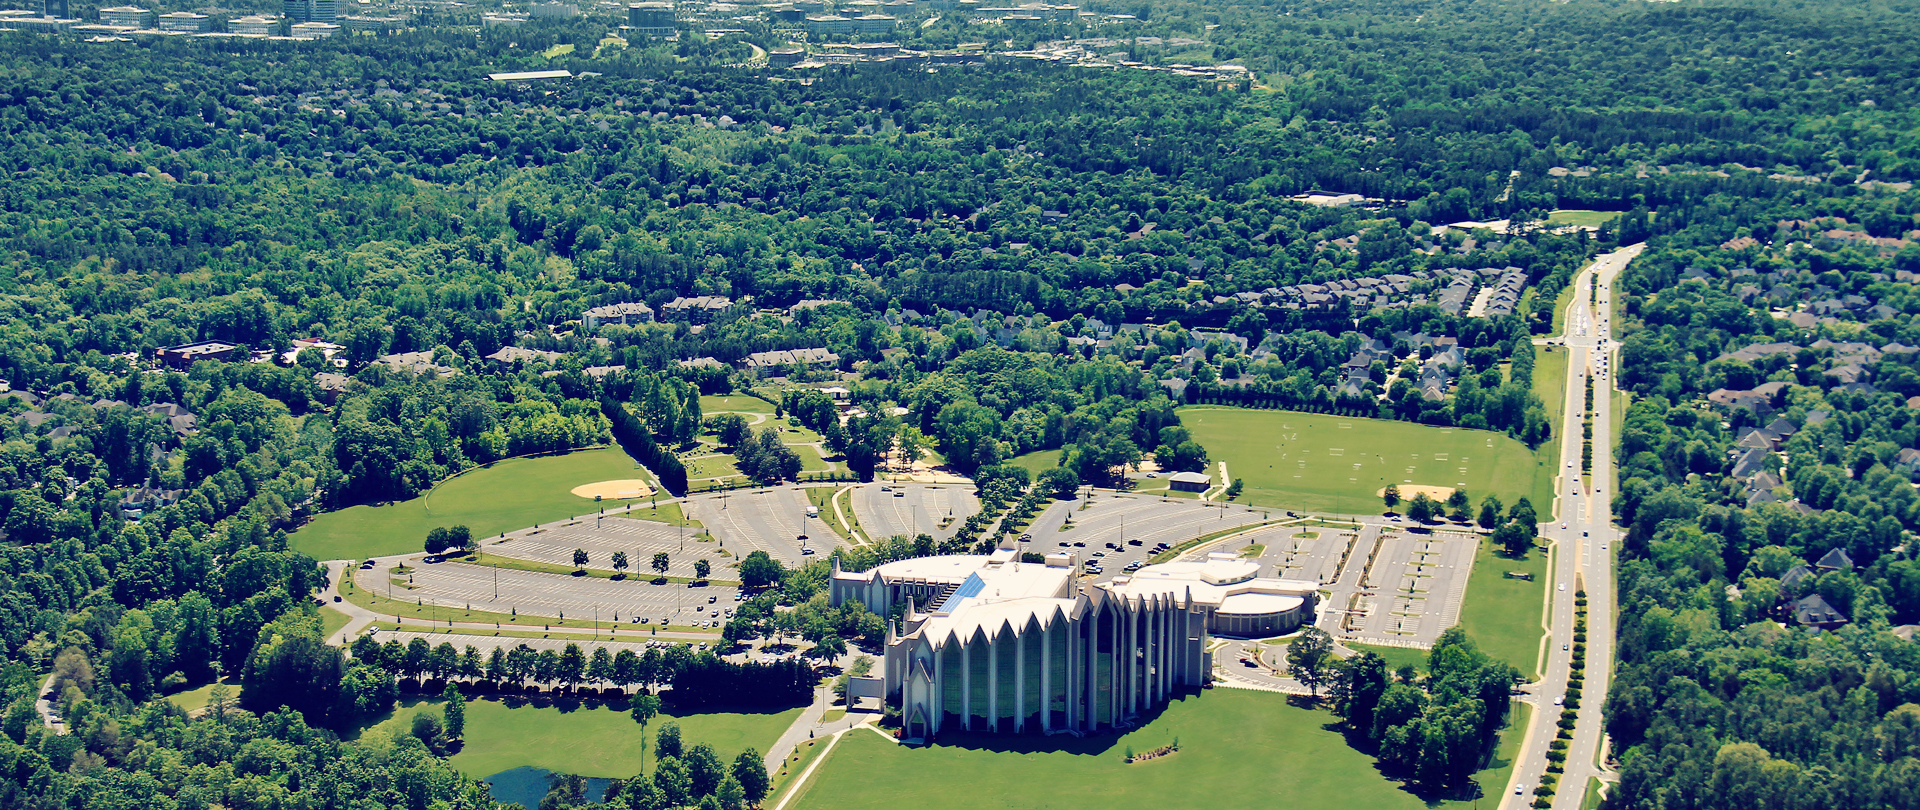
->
[[1503, 243, 1639, 809]]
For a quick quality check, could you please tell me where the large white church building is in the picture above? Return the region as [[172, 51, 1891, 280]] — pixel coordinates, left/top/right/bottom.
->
[[830, 541, 1317, 740]]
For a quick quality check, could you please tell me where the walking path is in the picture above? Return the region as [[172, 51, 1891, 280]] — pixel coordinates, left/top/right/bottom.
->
[[762, 682, 878, 776]]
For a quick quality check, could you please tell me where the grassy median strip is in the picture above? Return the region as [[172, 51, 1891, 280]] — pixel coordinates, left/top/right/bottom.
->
[[1147, 520, 1284, 564], [832, 486, 874, 545], [467, 552, 741, 587], [612, 501, 703, 529], [370, 620, 718, 639]]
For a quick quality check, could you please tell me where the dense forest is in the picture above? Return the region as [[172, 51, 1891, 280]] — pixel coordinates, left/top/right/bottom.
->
[[0, 0, 1913, 807]]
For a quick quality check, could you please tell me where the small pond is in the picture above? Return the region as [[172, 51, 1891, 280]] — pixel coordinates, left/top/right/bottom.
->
[[483, 766, 612, 809]]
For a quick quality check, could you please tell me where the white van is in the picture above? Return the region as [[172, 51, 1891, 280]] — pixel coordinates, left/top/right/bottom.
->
[[805, 505, 819, 518]]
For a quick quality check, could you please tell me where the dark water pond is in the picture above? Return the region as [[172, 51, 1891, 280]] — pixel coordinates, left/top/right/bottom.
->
[[483, 766, 611, 809]]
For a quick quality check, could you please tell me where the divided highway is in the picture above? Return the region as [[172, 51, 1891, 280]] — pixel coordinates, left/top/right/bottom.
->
[[1503, 243, 1640, 809]]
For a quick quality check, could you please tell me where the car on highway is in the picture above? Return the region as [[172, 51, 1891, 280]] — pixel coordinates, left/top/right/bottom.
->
[[879, 485, 890, 492]]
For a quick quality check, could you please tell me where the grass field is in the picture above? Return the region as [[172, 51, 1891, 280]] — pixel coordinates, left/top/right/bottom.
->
[[321, 605, 353, 639], [1459, 542, 1550, 679], [293, 447, 653, 562], [1007, 449, 1062, 476], [164, 677, 240, 714], [357, 697, 800, 779], [701, 395, 775, 415], [1176, 407, 1553, 515], [1545, 210, 1622, 229], [785, 689, 1526, 810], [1347, 643, 1431, 675]]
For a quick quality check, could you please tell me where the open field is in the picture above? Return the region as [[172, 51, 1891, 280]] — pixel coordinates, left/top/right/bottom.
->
[[1007, 449, 1063, 476], [785, 689, 1527, 810], [357, 697, 800, 779], [1459, 542, 1550, 679], [293, 447, 651, 562], [1545, 209, 1620, 229], [700, 395, 776, 415], [164, 677, 241, 714], [1177, 407, 1553, 515]]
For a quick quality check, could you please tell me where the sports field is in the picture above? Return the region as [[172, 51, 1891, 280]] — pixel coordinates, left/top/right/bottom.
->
[[357, 697, 800, 779], [1176, 407, 1553, 515], [785, 689, 1526, 810], [292, 447, 655, 562], [1459, 542, 1550, 679]]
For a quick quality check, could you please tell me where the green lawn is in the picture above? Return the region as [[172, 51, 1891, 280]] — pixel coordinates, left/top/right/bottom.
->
[[685, 454, 743, 481], [1347, 643, 1431, 675], [358, 697, 800, 780], [786, 689, 1526, 810], [164, 677, 240, 714], [701, 395, 775, 415], [1545, 209, 1620, 229], [1007, 449, 1063, 476], [1459, 542, 1550, 679], [1177, 407, 1553, 515], [293, 447, 653, 562], [321, 605, 353, 639], [1534, 347, 1570, 429]]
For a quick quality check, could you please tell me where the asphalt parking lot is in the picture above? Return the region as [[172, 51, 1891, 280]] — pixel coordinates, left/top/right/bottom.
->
[[1022, 493, 1271, 580], [486, 515, 721, 580], [851, 483, 979, 543], [1345, 528, 1479, 645], [688, 486, 839, 566], [1233, 524, 1349, 584], [357, 560, 743, 628]]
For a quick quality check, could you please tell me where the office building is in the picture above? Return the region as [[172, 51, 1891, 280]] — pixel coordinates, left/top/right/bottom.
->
[[284, 0, 335, 23], [97, 5, 153, 27], [229, 15, 277, 35]]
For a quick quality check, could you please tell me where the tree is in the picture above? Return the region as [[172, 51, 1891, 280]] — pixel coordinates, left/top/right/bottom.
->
[[694, 558, 712, 580], [653, 755, 692, 808], [629, 691, 663, 775], [442, 683, 466, 739], [1508, 497, 1537, 528], [684, 742, 724, 798], [573, 548, 589, 572], [425, 526, 451, 556], [739, 550, 784, 589], [1331, 651, 1389, 732], [1287, 626, 1333, 698], [732, 748, 770, 806], [1477, 495, 1505, 530], [1445, 489, 1471, 521], [1383, 484, 1401, 512], [1493, 521, 1535, 558], [612, 551, 630, 576], [1036, 466, 1081, 500], [1407, 493, 1437, 523], [657, 720, 683, 759], [652, 552, 671, 576]]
